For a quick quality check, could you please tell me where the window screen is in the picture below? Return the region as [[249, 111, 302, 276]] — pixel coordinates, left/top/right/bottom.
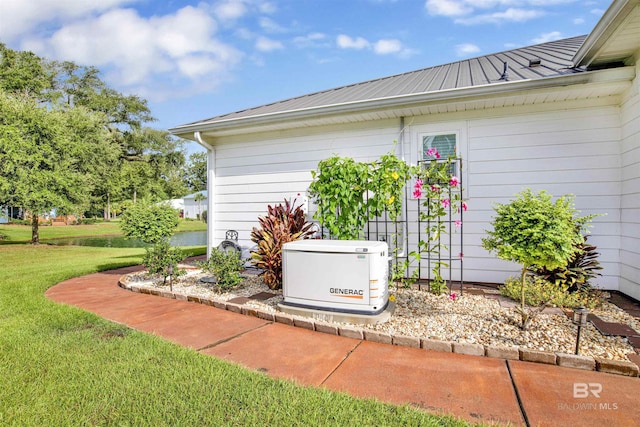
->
[[422, 133, 457, 176], [422, 134, 456, 160]]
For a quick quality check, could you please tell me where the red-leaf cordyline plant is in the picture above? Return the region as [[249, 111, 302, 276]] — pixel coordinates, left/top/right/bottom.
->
[[250, 198, 315, 290]]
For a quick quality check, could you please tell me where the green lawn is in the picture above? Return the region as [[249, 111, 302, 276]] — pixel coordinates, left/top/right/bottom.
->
[[0, 243, 470, 426], [0, 219, 206, 243]]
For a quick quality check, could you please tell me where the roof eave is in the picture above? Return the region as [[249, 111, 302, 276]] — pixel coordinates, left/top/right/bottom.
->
[[572, 0, 637, 67], [170, 67, 634, 140]]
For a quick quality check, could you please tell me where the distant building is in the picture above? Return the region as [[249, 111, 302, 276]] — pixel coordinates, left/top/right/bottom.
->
[[183, 191, 207, 220]]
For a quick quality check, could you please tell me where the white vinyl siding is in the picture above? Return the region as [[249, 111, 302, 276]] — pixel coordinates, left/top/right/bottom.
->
[[207, 98, 628, 289], [464, 105, 621, 288], [619, 63, 640, 300], [211, 119, 404, 244]]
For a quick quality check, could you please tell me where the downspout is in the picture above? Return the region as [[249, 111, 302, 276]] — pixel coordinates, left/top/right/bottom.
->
[[194, 131, 216, 259], [397, 117, 407, 258]]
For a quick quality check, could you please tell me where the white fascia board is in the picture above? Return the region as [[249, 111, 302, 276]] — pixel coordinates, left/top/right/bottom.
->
[[572, 0, 637, 68], [170, 67, 635, 139]]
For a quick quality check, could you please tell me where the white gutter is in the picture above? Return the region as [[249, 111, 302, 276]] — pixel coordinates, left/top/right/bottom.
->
[[194, 131, 216, 259], [170, 67, 634, 137]]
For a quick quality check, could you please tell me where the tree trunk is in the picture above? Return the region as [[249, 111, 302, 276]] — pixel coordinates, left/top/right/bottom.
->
[[31, 213, 39, 244], [105, 193, 111, 222], [133, 189, 137, 204], [520, 266, 527, 329]]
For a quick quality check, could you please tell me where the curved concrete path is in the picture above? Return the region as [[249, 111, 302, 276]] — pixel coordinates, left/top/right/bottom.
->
[[46, 266, 640, 427]]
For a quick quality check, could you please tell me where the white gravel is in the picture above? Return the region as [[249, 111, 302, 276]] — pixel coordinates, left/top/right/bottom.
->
[[123, 266, 637, 362]]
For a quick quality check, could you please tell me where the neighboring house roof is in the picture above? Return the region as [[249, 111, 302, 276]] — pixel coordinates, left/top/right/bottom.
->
[[184, 190, 208, 201], [171, 0, 638, 140]]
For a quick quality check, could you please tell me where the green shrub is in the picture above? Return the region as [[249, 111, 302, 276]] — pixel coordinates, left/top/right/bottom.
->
[[202, 210, 207, 224], [250, 199, 314, 290], [143, 240, 186, 286], [500, 275, 602, 309], [120, 202, 179, 244], [198, 248, 244, 290], [529, 235, 602, 293]]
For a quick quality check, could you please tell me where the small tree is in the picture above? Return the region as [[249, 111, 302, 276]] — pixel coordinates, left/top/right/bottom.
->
[[120, 202, 184, 284], [194, 192, 206, 221], [482, 189, 592, 329]]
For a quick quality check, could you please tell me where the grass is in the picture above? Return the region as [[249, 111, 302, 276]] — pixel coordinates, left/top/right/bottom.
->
[[0, 242, 470, 426], [0, 219, 207, 243]]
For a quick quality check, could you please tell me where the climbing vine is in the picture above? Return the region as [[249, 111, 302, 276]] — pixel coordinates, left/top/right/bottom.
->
[[309, 145, 466, 295], [308, 150, 413, 240]]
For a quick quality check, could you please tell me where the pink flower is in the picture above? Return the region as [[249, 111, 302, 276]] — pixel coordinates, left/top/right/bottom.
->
[[430, 185, 441, 193], [413, 188, 422, 198], [449, 176, 459, 187], [426, 148, 441, 159], [449, 293, 457, 301], [458, 252, 464, 260], [414, 178, 423, 190], [455, 219, 462, 228], [462, 201, 468, 212], [442, 198, 450, 208]]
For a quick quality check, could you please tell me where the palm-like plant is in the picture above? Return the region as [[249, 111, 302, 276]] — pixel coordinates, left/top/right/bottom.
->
[[529, 235, 602, 292], [250, 199, 314, 290]]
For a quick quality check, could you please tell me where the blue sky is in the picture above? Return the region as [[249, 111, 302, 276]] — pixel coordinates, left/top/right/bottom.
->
[[0, 0, 611, 153]]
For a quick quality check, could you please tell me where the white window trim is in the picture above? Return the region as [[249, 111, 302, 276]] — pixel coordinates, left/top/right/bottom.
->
[[410, 123, 469, 199]]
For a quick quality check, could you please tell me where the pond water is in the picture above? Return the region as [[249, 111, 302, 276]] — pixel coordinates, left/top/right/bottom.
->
[[46, 230, 207, 248]]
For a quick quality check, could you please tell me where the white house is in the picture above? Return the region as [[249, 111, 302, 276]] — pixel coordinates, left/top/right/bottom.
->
[[183, 190, 208, 220], [171, 0, 640, 300]]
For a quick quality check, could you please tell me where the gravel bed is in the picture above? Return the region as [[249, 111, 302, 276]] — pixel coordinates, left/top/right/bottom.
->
[[123, 267, 637, 362]]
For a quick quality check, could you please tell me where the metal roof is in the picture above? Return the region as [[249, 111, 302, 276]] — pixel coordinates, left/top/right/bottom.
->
[[173, 35, 587, 131]]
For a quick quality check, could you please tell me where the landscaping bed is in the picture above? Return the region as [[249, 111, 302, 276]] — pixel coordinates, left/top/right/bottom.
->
[[121, 264, 638, 366]]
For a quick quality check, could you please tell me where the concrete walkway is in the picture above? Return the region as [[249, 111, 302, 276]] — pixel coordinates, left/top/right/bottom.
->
[[45, 266, 640, 427]]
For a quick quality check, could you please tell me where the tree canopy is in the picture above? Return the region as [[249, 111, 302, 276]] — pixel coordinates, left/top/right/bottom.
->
[[0, 44, 202, 242]]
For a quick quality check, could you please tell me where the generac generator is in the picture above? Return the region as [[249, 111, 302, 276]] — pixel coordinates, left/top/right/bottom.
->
[[281, 240, 389, 315]]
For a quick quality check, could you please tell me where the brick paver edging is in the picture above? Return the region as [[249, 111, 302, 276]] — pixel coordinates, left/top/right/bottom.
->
[[118, 277, 640, 378]]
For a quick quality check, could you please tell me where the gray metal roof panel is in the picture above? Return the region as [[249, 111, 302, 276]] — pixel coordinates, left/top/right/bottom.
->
[[180, 35, 587, 127]]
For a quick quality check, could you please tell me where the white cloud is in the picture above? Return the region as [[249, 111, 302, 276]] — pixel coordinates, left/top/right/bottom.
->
[[255, 36, 284, 52], [293, 32, 328, 48], [455, 43, 481, 56], [0, 0, 136, 42], [590, 8, 604, 15], [373, 39, 403, 54], [337, 34, 370, 49], [10, 3, 245, 101], [259, 16, 286, 33], [531, 31, 563, 43], [336, 34, 415, 58], [455, 8, 544, 24], [258, 1, 277, 14], [425, 0, 573, 25], [426, 0, 473, 17], [573, 17, 585, 24], [213, 0, 248, 20]]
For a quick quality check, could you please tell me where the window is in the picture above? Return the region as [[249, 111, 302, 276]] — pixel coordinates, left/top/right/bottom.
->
[[422, 134, 456, 160], [421, 133, 458, 176]]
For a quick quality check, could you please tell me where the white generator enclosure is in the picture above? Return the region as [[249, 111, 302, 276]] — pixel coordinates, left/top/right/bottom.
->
[[282, 240, 389, 315]]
